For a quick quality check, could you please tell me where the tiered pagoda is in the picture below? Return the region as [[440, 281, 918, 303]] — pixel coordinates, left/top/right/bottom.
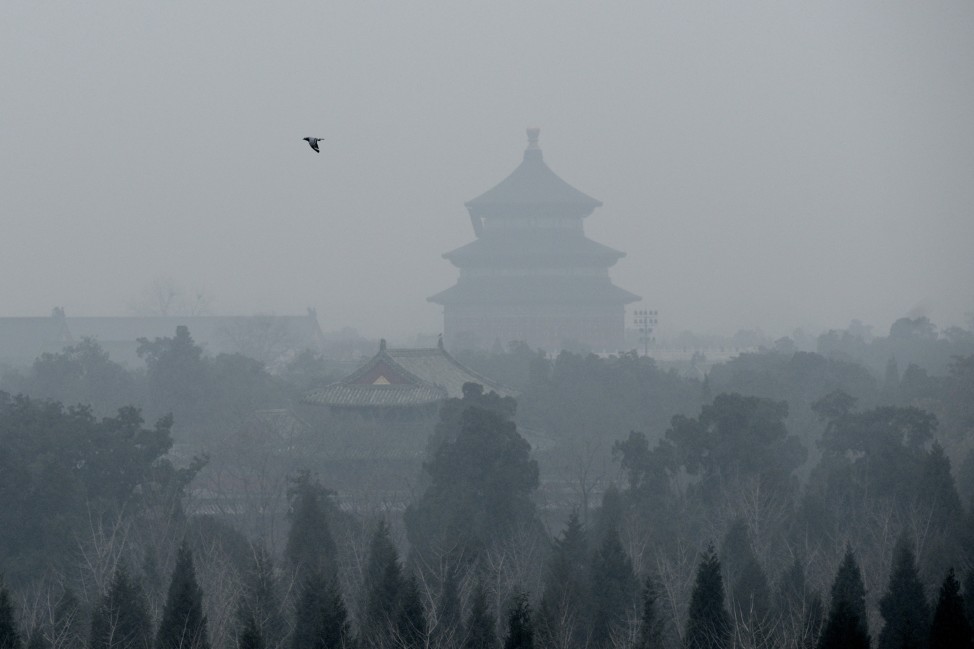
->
[[429, 129, 640, 351]]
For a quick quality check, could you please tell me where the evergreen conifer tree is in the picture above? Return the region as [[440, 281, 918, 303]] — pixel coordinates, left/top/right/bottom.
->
[[320, 576, 352, 649], [634, 577, 663, 649], [818, 549, 869, 649], [238, 545, 286, 649], [730, 558, 771, 646], [291, 571, 351, 649], [929, 568, 973, 649], [773, 560, 824, 648], [24, 631, 46, 649], [292, 572, 327, 649], [919, 444, 966, 532], [463, 583, 498, 649], [285, 473, 338, 577], [683, 545, 730, 649], [878, 537, 930, 649], [829, 548, 867, 629], [965, 570, 974, 632], [436, 567, 462, 649], [155, 542, 210, 649], [238, 611, 265, 649], [89, 567, 153, 649], [394, 574, 427, 649], [589, 529, 637, 648], [816, 603, 869, 649], [0, 578, 22, 649], [361, 521, 403, 649], [537, 511, 588, 649], [502, 594, 533, 649], [718, 519, 752, 591]]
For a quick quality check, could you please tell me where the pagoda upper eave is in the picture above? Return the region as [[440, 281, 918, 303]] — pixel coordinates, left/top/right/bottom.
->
[[464, 145, 602, 218], [442, 234, 626, 266]]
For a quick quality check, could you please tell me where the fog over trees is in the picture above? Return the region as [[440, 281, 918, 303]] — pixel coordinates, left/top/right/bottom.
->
[[3, 2, 974, 648], [0, 317, 971, 647]]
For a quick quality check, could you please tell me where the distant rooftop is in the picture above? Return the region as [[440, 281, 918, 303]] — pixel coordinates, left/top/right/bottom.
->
[[0, 309, 324, 368], [304, 339, 514, 409]]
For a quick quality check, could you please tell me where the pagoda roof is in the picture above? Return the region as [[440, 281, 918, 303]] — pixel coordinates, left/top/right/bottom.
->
[[428, 276, 641, 306], [465, 129, 602, 217], [303, 341, 514, 409], [443, 231, 625, 265]]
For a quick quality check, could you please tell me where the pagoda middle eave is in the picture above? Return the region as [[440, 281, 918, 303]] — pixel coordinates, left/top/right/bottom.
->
[[428, 277, 641, 306], [443, 234, 626, 266]]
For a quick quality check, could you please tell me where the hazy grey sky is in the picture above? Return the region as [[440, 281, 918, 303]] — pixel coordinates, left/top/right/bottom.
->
[[3, 1, 972, 340]]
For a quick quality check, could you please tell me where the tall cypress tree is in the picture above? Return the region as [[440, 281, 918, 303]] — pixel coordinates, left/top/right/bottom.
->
[[238, 611, 265, 649], [589, 529, 637, 648], [730, 557, 771, 640], [24, 630, 47, 649], [0, 577, 22, 649], [238, 545, 286, 649], [291, 570, 351, 649], [683, 546, 730, 649], [292, 571, 327, 649], [155, 542, 210, 649], [817, 603, 870, 649], [537, 511, 588, 649], [773, 559, 824, 647], [285, 473, 338, 577], [502, 594, 533, 649], [878, 537, 930, 649], [964, 569, 974, 632], [89, 567, 153, 649], [930, 568, 973, 649], [319, 576, 352, 649], [361, 521, 403, 649], [394, 574, 427, 649], [463, 583, 498, 649], [829, 548, 867, 629], [634, 577, 663, 649], [436, 566, 462, 649], [818, 549, 869, 649]]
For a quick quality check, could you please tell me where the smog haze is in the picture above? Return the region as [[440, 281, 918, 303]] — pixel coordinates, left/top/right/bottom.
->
[[2, 1, 972, 339]]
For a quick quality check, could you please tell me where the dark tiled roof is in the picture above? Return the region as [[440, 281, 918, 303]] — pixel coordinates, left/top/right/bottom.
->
[[303, 345, 514, 409], [443, 232, 625, 265], [304, 383, 448, 408], [384, 348, 512, 398], [465, 149, 601, 218], [429, 276, 641, 306]]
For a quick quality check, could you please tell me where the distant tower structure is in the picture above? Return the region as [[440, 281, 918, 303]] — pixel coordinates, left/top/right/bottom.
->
[[429, 129, 640, 351]]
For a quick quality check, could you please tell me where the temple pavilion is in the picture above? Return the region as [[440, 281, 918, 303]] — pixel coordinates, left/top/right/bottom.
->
[[429, 129, 639, 352], [303, 338, 513, 416]]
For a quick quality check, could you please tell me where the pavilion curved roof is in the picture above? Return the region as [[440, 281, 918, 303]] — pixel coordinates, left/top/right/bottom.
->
[[303, 342, 514, 409]]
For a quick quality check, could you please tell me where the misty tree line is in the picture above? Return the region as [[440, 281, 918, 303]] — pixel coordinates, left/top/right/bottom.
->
[[0, 316, 973, 648]]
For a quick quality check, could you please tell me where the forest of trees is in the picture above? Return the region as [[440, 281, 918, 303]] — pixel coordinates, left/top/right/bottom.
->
[[0, 316, 973, 648]]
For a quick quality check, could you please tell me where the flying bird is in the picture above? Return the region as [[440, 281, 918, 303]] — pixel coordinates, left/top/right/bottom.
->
[[303, 137, 324, 153]]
